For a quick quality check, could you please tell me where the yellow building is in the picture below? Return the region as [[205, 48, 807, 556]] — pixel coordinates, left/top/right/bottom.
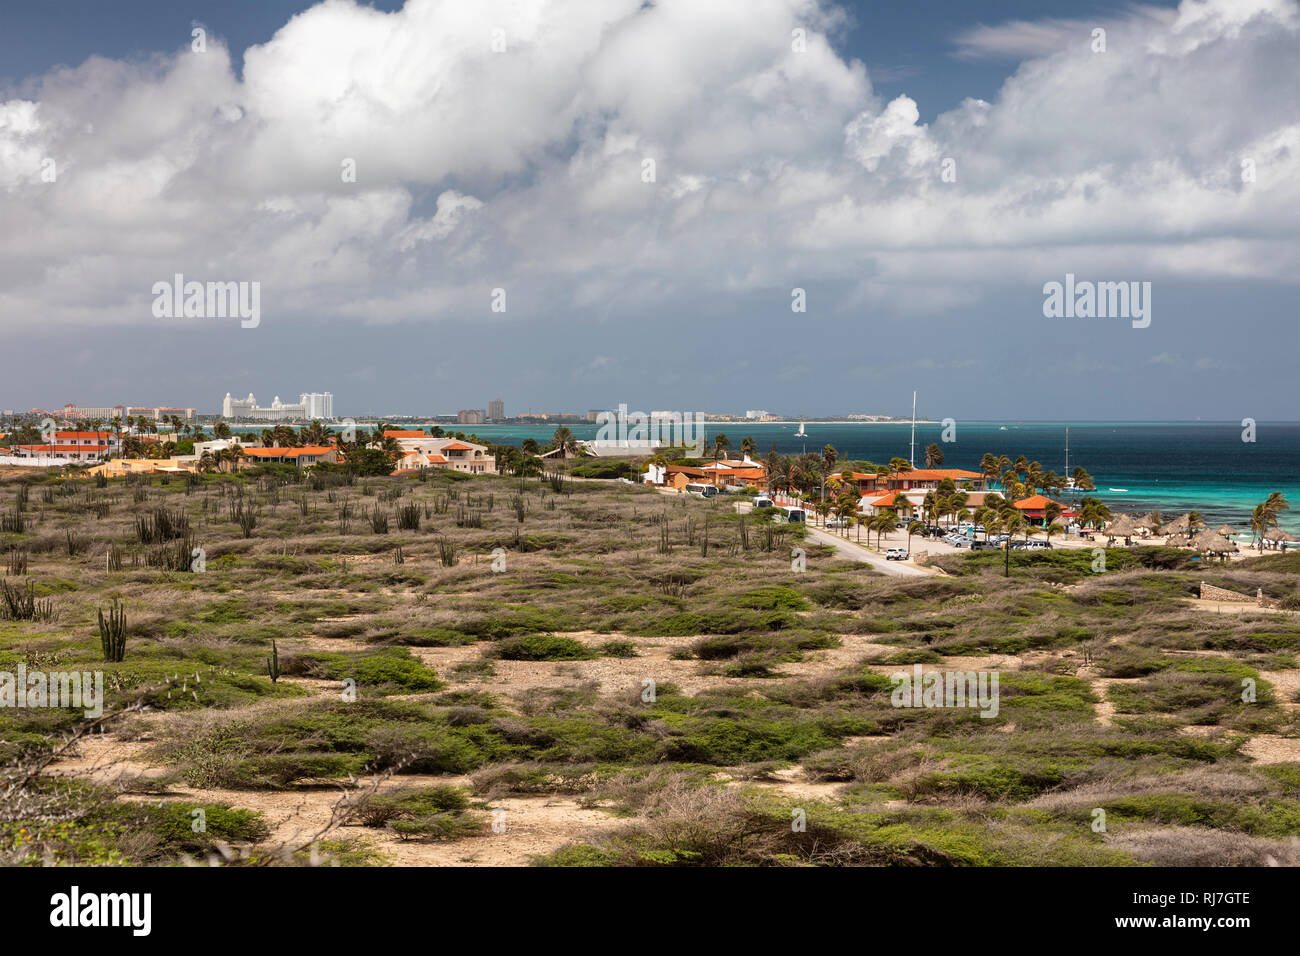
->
[[87, 458, 199, 478]]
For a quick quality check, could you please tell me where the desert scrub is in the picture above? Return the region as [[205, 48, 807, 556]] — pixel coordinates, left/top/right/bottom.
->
[[282, 646, 444, 694], [1105, 658, 1278, 728], [343, 785, 484, 841], [490, 634, 597, 661]]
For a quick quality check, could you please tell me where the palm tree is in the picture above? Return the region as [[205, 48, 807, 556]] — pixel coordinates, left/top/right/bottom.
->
[[821, 444, 838, 502], [769, 458, 792, 496], [980, 452, 999, 490], [713, 433, 731, 462], [740, 436, 756, 461], [814, 499, 832, 527], [1253, 492, 1290, 549], [835, 493, 858, 537], [906, 520, 924, 553], [924, 443, 944, 468], [214, 421, 232, 439], [1044, 522, 1064, 547], [873, 512, 895, 548], [1079, 497, 1111, 532], [550, 426, 579, 458], [1024, 461, 1044, 497]]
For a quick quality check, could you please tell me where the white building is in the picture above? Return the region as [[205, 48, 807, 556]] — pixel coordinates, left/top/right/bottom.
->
[[221, 391, 334, 421], [301, 392, 333, 419]]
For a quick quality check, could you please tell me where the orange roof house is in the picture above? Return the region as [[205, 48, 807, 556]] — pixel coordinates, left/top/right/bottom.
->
[[850, 468, 985, 494], [240, 446, 337, 466], [1012, 495, 1075, 521]]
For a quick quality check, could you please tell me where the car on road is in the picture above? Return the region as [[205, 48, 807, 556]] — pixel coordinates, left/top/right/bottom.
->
[[825, 515, 849, 528], [885, 548, 909, 561]]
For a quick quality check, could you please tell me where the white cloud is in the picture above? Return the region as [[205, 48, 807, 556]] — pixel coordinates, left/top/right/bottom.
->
[[0, 0, 1297, 333]]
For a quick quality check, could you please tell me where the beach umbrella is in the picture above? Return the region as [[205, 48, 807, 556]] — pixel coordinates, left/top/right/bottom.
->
[[1158, 513, 1191, 536], [1105, 515, 1139, 539], [1140, 512, 1163, 531], [1190, 529, 1236, 553], [1265, 530, 1298, 548], [1165, 533, 1191, 548], [1215, 524, 1236, 537]]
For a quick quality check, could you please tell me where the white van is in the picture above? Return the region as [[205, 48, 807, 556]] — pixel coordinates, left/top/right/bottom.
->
[[753, 497, 774, 509], [780, 506, 806, 523], [684, 482, 718, 498]]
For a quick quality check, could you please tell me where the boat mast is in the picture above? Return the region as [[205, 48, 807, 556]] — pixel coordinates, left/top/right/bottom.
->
[[909, 390, 917, 468]]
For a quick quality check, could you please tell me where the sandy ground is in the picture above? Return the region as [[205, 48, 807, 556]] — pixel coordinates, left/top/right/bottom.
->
[[37, 521, 1298, 866]]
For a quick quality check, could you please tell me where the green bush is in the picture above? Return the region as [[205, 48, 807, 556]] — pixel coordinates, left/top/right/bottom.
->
[[493, 634, 598, 661]]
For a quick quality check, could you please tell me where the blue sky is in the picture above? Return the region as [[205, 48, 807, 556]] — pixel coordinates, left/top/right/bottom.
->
[[0, 0, 1162, 114], [1, 0, 1296, 420]]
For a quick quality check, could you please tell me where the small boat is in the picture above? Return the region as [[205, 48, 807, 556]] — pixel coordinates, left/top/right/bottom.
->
[[1108, 488, 1129, 493], [795, 420, 806, 437], [999, 425, 1008, 431]]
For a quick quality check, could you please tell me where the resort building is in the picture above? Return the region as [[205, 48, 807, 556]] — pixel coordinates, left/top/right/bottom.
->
[[1011, 494, 1075, 525], [651, 459, 768, 491], [849, 468, 987, 495], [221, 392, 333, 421], [390, 436, 497, 475], [239, 446, 338, 467], [488, 399, 505, 421], [457, 409, 486, 425], [12, 431, 122, 461]]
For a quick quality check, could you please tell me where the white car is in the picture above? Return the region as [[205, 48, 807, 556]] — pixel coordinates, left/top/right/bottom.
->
[[885, 548, 909, 561], [825, 516, 848, 528]]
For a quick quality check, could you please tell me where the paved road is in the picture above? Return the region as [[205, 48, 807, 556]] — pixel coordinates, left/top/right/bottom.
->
[[730, 499, 933, 577], [802, 524, 933, 577]]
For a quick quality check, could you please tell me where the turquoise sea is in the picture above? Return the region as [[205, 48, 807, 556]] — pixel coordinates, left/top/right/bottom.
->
[[230, 421, 1299, 534], [424, 421, 1300, 535]]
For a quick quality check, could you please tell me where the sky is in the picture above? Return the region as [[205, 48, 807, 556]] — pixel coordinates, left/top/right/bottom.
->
[[1, 0, 1297, 420]]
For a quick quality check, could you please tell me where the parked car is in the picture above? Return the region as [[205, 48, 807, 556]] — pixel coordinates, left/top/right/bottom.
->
[[970, 540, 998, 551], [825, 515, 848, 528], [885, 548, 909, 561]]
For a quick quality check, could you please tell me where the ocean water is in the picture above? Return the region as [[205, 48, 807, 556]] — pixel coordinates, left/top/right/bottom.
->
[[443, 420, 1300, 535]]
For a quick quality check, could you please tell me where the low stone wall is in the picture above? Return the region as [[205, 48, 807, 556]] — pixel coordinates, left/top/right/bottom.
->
[[1199, 582, 1276, 608]]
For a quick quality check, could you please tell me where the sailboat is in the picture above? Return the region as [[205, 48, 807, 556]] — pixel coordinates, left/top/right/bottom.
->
[[795, 419, 806, 437], [1062, 427, 1088, 499]]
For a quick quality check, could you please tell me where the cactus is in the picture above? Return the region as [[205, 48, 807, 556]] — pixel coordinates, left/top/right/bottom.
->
[[397, 503, 420, 531], [98, 601, 127, 662], [266, 639, 281, 683]]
